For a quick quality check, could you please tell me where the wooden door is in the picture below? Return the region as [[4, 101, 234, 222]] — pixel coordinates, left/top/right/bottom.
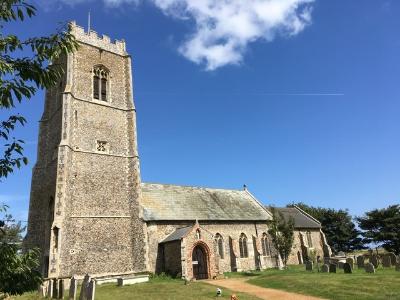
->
[[192, 245, 208, 279]]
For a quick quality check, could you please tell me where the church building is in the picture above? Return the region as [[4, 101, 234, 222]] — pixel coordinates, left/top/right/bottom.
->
[[25, 23, 330, 281]]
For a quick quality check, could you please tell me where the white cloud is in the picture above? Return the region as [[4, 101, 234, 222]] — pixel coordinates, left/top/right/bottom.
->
[[151, 0, 315, 70], [40, 0, 315, 70]]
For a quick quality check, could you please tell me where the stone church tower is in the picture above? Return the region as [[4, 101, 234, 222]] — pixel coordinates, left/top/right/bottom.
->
[[25, 22, 148, 278]]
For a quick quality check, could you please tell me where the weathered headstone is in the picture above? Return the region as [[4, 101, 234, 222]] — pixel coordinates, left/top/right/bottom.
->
[[396, 262, 400, 272], [53, 278, 59, 299], [346, 257, 354, 269], [87, 279, 96, 300], [343, 262, 353, 274], [388, 252, 397, 266], [321, 264, 329, 273], [365, 262, 375, 273], [382, 255, 391, 268], [69, 276, 78, 300], [338, 261, 344, 269], [356, 256, 365, 268], [306, 261, 313, 271], [79, 274, 91, 300], [329, 264, 337, 273], [47, 279, 54, 299], [38, 283, 47, 298], [370, 255, 379, 268], [337, 251, 345, 257]]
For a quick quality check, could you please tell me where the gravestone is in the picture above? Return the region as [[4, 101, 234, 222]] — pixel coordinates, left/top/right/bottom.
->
[[396, 262, 400, 272], [53, 278, 59, 299], [370, 255, 379, 268], [58, 279, 65, 299], [338, 261, 344, 269], [343, 262, 353, 274], [47, 279, 54, 299], [69, 276, 78, 300], [365, 262, 375, 273], [321, 264, 329, 273], [79, 274, 91, 300], [337, 251, 345, 257], [38, 283, 47, 298], [346, 257, 354, 269], [388, 252, 397, 266], [87, 279, 96, 300], [329, 264, 337, 273], [306, 261, 313, 271], [356, 256, 365, 268], [382, 255, 391, 268]]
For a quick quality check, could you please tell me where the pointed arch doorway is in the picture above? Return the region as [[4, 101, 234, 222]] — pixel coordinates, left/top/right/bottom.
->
[[192, 244, 209, 279]]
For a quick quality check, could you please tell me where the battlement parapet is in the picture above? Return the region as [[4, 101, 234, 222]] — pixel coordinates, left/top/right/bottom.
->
[[70, 21, 127, 56]]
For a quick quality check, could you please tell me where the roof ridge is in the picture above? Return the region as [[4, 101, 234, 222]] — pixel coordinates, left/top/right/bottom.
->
[[141, 181, 243, 192]]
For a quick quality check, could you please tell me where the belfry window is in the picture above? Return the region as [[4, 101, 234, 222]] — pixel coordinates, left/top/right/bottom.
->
[[93, 66, 109, 101], [215, 233, 224, 259], [239, 233, 248, 258], [93, 76, 100, 99]]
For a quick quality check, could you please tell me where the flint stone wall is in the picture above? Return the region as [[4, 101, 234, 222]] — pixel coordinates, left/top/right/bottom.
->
[[146, 221, 275, 275], [286, 229, 324, 265]]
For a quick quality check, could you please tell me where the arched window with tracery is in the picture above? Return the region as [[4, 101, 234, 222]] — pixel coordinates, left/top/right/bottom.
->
[[261, 233, 271, 256], [239, 233, 248, 258], [215, 233, 224, 259], [93, 66, 109, 101]]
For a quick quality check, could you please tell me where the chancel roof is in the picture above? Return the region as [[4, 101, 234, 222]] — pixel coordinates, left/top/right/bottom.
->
[[141, 183, 271, 221], [275, 207, 321, 229]]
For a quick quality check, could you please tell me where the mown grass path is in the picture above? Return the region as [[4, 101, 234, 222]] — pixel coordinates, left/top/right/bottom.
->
[[207, 277, 325, 300]]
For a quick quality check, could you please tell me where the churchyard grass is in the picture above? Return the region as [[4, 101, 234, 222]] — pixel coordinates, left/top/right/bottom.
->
[[13, 276, 261, 300], [245, 265, 400, 300]]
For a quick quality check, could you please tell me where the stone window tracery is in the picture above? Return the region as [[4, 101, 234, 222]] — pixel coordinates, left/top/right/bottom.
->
[[261, 233, 271, 256], [215, 233, 224, 259], [239, 233, 248, 258], [93, 66, 109, 101]]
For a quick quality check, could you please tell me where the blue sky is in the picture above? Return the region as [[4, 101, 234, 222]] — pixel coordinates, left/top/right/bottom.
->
[[2, 0, 400, 224]]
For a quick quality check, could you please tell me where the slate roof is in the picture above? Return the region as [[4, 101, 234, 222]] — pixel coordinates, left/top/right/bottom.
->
[[161, 226, 192, 243], [141, 183, 271, 221], [275, 207, 321, 229]]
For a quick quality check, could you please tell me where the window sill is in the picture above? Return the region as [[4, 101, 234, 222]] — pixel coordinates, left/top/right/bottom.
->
[[92, 98, 112, 106]]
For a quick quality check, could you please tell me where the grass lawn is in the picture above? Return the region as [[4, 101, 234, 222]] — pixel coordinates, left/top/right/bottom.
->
[[13, 277, 261, 300], [245, 265, 400, 300]]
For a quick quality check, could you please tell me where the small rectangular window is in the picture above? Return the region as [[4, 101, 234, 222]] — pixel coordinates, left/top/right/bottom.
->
[[93, 76, 100, 99], [53, 227, 59, 250]]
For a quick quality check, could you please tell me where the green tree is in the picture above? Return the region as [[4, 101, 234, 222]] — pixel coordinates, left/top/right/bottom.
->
[[0, 0, 78, 178], [294, 203, 365, 253], [357, 205, 400, 255], [0, 213, 25, 244], [0, 0, 78, 295], [0, 243, 42, 295], [268, 206, 295, 267]]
